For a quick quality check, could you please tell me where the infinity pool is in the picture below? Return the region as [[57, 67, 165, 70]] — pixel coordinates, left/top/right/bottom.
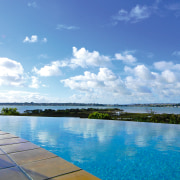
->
[[0, 116, 180, 179]]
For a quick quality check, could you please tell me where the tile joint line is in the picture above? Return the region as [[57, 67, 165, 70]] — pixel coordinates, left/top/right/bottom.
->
[[45, 169, 83, 180], [0, 147, 33, 180]]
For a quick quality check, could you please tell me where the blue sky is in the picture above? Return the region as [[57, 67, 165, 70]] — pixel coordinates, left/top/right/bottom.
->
[[0, 0, 180, 104]]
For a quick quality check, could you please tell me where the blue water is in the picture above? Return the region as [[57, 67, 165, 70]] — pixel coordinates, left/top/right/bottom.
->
[[1, 105, 180, 114], [0, 116, 180, 179]]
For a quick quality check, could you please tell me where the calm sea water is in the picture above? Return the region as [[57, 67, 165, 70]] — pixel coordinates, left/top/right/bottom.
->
[[0, 116, 180, 179], [0, 105, 180, 114]]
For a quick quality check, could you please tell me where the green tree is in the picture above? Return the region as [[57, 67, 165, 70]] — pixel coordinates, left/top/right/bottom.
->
[[1, 107, 20, 115], [170, 114, 177, 124], [88, 112, 111, 119]]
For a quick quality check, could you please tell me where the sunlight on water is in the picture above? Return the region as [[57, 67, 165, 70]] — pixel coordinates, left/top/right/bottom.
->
[[0, 116, 180, 179]]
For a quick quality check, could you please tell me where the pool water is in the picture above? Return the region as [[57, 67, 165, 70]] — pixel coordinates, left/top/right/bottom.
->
[[0, 116, 180, 180]]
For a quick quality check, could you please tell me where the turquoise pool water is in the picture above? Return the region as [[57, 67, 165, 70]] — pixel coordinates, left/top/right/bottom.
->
[[0, 116, 180, 179]]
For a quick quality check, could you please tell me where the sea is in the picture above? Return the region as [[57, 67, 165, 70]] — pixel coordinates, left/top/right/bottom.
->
[[0, 105, 180, 114]]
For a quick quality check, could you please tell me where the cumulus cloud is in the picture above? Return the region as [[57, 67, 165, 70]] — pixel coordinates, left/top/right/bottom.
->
[[33, 47, 111, 76], [124, 63, 180, 101], [33, 61, 62, 77], [115, 51, 136, 64], [29, 76, 40, 88], [125, 76, 152, 94], [29, 45, 180, 103], [0, 57, 24, 86], [61, 68, 129, 96], [70, 47, 110, 68], [125, 64, 155, 80], [124, 65, 155, 94], [23, 35, 38, 43], [161, 70, 177, 83], [23, 35, 47, 43], [56, 24, 79, 30], [154, 61, 180, 71], [113, 5, 151, 23]]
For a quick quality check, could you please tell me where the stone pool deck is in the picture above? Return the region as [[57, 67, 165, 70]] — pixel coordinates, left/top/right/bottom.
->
[[0, 130, 100, 180]]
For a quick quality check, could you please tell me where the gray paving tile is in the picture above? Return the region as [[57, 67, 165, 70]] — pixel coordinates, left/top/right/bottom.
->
[[21, 156, 81, 180], [1, 141, 40, 154], [51, 170, 101, 180], [0, 138, 28, 146], [0, 154, 16, 169], [0, 134, 18, 140], [0, 166, 29, 180], [0, 131, 99, 180], [9, 148, 57, 165]]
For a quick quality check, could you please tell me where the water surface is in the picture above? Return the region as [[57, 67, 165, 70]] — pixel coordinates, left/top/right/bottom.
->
[[0, 116, 180, 179], [1, 105, 180, 114]]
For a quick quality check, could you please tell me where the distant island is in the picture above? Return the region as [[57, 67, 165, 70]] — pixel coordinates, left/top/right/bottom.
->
[[0, 102, 180, 107], [1, 107, 180, 124]]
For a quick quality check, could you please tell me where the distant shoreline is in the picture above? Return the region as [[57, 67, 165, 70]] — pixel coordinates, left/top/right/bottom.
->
[[0, 102, 180, 107], [1, 107, 180, 124]]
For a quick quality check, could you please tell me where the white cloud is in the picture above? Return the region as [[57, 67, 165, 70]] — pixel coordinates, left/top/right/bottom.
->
[[113, 5, 151, 23], [154, 61, 180, 71], [70, 47, 110, 68], [33, 61, 62, 77], [56, 24, 79, 30], [115, 51, 136, 64], [124, 63, 180, 101], [124, 65, 155, 94], [0, 91, 56, 103], [0, 57, 24, 86], [28, 2, 37, 8], [33, 47, 111, 77], [29, 76, 40, 88], [125, 76, 152, 94], [134, 65, 155, 80], [161, 70, 177, 83], [130, 5, 151, 21], [23, 35, 47, 43], [23, 35, 38, 43], [125, 64, 155, 80], [61, 68, 129, 96]]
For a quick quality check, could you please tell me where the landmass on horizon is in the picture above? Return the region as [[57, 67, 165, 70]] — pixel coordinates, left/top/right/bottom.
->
[[1, 107, 180, 124], [0, 102, 180, 107]]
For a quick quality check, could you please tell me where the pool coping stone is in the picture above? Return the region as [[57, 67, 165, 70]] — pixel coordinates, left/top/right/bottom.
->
[[0, 130, 100, 180]]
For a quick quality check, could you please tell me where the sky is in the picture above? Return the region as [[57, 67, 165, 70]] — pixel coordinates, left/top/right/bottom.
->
[[0, 0, 180, 104]]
